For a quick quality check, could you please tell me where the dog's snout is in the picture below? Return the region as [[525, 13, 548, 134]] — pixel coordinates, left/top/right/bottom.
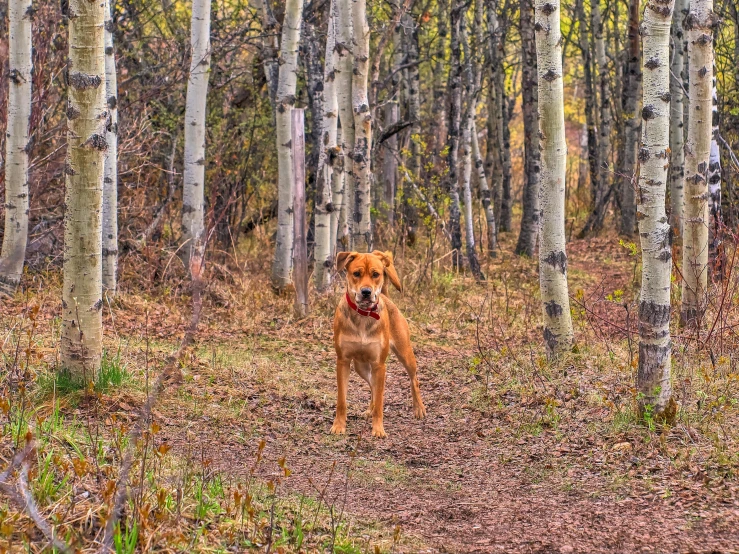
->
[[360, 287, 372, 299]]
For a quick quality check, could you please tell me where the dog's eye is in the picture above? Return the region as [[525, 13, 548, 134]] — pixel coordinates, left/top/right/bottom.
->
[[372, 272, 380, 278], [353, 271, 361, 278]]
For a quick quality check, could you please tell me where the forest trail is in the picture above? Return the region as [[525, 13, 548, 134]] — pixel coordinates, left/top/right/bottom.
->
[[138, 235, 739, 553]]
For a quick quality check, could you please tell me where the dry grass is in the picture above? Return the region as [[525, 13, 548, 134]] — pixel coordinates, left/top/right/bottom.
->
[[1, 229, 738, 552]]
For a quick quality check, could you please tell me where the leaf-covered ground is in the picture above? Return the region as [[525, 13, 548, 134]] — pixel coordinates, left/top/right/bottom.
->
[[2, 232, 739, 552]]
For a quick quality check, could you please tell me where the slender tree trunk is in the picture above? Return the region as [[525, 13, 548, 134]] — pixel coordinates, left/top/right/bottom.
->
[[500, 95, 513, 233], [708, 73, 722, 273], [255, 0, 279, 106], [182, 0, 212, 262], [669, 0, 686, 237], [535, 0, 574, 355], [515, 0, 540, 257], [330, 126, 346, 253], [102, 0, 118, 295], [592, 0, 612, 232], [446, 0, 466, 268], [382, 102, 399, 224], [681, 0, 715, 325], [618, 0, 641, 235], [577, 0, 599, 233], [433, 0, 449, 154], [61, 0, 106, 379], [314, 0, 337, 291], [460, 16, 484, 280], [0, 0, 33, 296], [335, 0, 354, 248], [472, 120, 497, 256], [271, 0, 304, 290], [350, 0, 372, 252], [637, 0, 676, 421]]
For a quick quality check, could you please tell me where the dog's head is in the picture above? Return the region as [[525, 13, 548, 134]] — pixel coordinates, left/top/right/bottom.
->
[[336, 251, 402, 308]]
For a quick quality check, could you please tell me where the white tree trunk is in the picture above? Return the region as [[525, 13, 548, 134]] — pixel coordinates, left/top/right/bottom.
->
[[351, 0, 372, 252], [182, 0, 212, 262], [331, 126, 346, 253], [0, 0, 33, 296], [62, 0, 107, 379], [102, 0, 118, 295], [534, 0, 574, 355], [708, 74, 722, 268], [335, 0, 354, 249], [270, 0, 304, 290], [471, 120, 497, 256], [637, 0, 676, 420], [681, 0, 714, 325], [314, 0, 338, 291], [669, 0, 686, 237]]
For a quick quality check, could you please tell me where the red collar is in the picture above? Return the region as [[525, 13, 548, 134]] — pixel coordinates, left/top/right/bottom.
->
[[345, 292, 380, 320]]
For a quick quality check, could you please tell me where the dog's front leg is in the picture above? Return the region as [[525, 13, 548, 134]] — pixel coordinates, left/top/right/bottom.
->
[[331, 357, 351, 435], [370, 362, 387, 438]]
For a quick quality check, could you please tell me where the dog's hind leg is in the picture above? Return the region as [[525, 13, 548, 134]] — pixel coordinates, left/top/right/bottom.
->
[[354, 362, 374, 419], [390, 338, 427, 420], [331, 357, 351, 434]]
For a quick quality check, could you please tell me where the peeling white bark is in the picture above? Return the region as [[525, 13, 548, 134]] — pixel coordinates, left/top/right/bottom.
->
[[0, 0, 33, 296], [182, 0, 212, 262], [102, 0, 118, 295], [271, 0, 304, 290], [314, 0, 338, 291], [335, 0, 354, 249], [637, 0, 676, 420], [681, 0, 714, 324], [350, 0, 372, 252], [62, 0, 107, 379], [534, 0, 574, 355], [669, 0, 686, 237], [708, 73, 722, 267]]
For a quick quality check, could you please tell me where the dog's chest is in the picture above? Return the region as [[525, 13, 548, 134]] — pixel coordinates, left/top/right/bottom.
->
[[338, 319, 386, 359]]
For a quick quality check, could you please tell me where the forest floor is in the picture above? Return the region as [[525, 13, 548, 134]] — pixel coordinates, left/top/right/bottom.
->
[[2, 230, 739, 552]]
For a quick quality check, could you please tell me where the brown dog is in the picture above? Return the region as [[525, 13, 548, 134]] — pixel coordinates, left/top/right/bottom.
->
[[331, 250, 426, 438]]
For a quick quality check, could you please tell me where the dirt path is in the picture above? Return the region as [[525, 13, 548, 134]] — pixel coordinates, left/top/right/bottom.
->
[[150, 235, 739, 553]]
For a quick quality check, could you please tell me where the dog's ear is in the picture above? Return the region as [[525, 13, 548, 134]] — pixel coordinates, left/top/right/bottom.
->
[[336, 251, 357, 272], [372, 250, 402, 292]]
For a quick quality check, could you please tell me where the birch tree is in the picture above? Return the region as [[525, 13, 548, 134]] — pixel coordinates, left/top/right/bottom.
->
[[182, 0, 212, 262], [708, 75, 722, 270], [0, 0, 33, 296], [515, 0, 540, 257], [636, 0, 676, 420], [681, 0, 715, 325], [102, 0, 118, 294], [471, 121, 497, 255], [314, 0, 338, 291], [535, 0, 573, 355], [350, 0, 372, 252], [61, 0, 106, 379], [335, 0, 354, 248], [669, 0, 686, 236], [271, 0, 304, 290]]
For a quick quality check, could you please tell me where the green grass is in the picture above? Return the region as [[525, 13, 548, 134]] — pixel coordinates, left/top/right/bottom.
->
[[37, 350, 131, 397]]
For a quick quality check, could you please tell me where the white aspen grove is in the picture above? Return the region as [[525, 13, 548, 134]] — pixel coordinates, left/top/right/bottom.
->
[[669, 0, 686, 237], [61, 0, 106, 379], [637, 0, 677, 420], [350, 0, 372, 252], [270, 0, 304, 290], [102, 0, 118, 294], [335, 0, 354, 248], [0, 0, 33, 296], [314, 0, 338, 291], [681, 0, 715, 325], [534, 0, 574, 355], [182, 0, 212, 262]]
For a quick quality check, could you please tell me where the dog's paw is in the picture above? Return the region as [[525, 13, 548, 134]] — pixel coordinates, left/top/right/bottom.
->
[[364, 405, 374, 420], [330, 421, 346, 435], [371, 425, 387, 438], [414, 403, 427, 419]]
